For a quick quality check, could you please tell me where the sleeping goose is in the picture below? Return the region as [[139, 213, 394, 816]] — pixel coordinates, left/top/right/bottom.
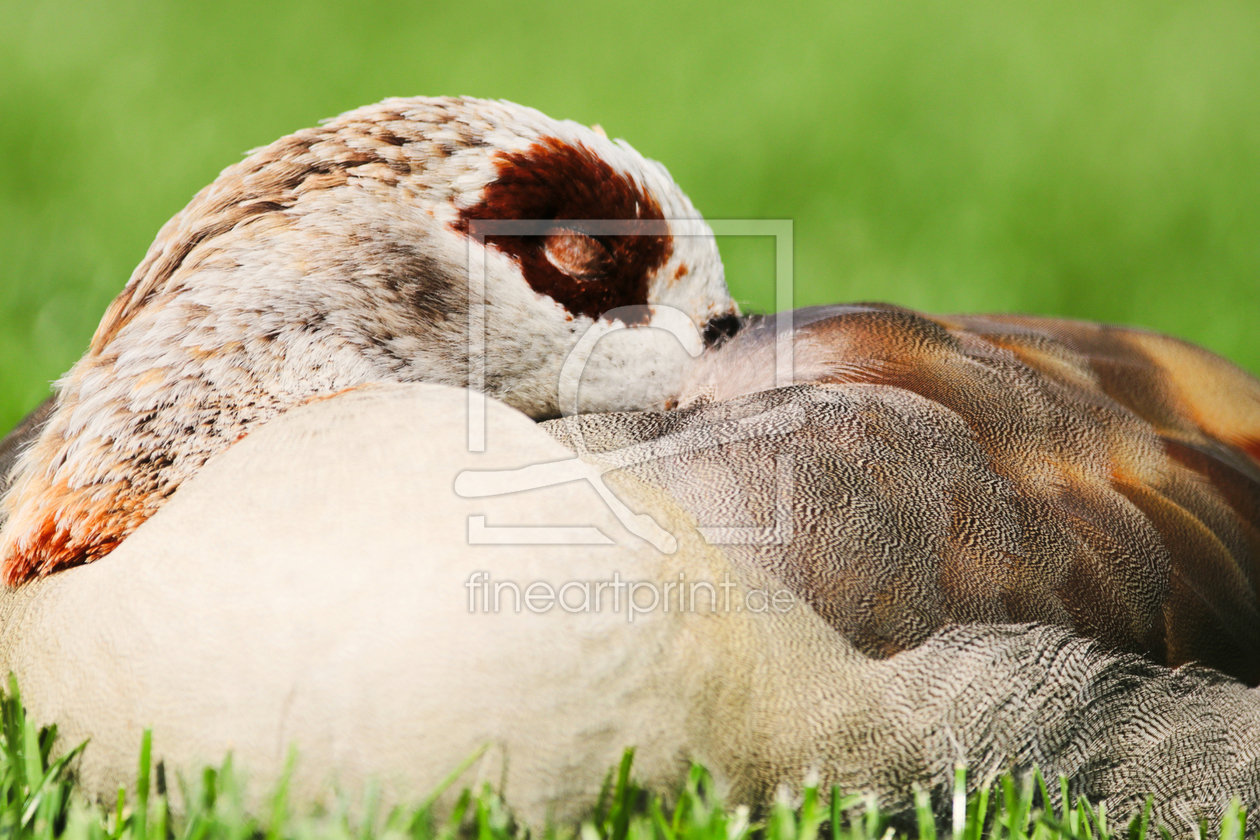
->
[[2, 97, 1260, 833]]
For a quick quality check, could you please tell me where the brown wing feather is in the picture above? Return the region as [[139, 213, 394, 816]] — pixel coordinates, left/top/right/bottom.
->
[[937, 313, 1260, 476], [555, 304, 1260, 683]]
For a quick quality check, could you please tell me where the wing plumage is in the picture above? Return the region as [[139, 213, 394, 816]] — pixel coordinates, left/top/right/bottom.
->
[[546, 304, 1260, 683]]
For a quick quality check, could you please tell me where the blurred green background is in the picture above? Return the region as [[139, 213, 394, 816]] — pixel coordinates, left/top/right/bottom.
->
[[2, 0, 1258, 428]]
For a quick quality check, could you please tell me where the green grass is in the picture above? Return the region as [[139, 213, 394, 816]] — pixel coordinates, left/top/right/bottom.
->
[[2, 0, 1259, 429], [0, 680, 1247, 840]]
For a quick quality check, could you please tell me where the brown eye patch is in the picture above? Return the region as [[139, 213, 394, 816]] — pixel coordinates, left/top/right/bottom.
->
[[455, 138, 672, 326]]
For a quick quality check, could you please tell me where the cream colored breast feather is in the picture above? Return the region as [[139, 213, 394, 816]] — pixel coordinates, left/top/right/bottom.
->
[[0, 96, 738, 584]]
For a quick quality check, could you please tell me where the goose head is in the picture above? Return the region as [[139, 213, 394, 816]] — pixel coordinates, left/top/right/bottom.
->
[[0, 96, 738, 584]]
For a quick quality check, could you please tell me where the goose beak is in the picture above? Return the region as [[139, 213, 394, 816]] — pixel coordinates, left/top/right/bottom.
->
[[702, 312, 744, 349]]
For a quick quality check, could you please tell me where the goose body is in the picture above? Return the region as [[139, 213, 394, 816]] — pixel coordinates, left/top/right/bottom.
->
[[3, 97, 1260, 833], [4, 384, 1260, 834]]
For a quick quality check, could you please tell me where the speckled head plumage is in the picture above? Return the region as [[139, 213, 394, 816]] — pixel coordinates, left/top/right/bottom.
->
[[0, 96, 738, 584]]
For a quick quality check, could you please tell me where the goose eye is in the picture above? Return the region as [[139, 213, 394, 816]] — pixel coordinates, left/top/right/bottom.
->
[[543, 229, 614, 282]]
